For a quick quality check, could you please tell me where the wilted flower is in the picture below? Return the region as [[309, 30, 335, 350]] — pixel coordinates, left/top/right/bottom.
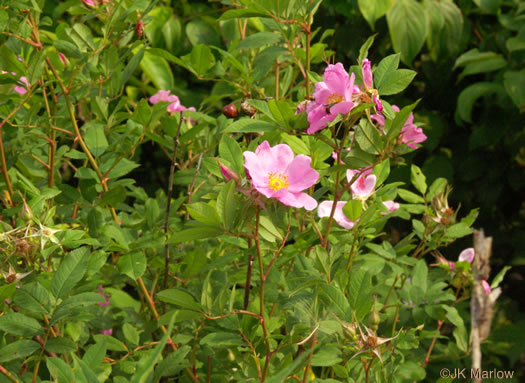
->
[[318, 201, 355, 229], [243, 141, 319, 210], [1, 265, 32, 285], [347, 169, 376, 201], [306, 63, 356, 134]]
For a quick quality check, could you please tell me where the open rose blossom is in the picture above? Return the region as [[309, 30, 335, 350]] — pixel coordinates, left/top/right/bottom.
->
[[318, 201, 355, 229], [306, 63, 356, 134], [347, 169, 376, 200], [243, 141, 319, 210]]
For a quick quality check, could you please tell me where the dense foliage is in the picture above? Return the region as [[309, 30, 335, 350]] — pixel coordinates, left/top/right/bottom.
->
[[0, 0, 523, 382]]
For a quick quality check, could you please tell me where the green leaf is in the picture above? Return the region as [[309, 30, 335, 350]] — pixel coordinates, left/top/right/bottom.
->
[[387, 100, 420, 141], [358, 0, 392, 30], [355, 119, 383, 154], [343, 200, 362, 222], [491, 266, 511, 289], [186, 202, 221, 226], [349, 269, 373, 320], [118, 252, 147, 280], [186, 19, 220, 46], [311, 345, 343, 366], [169, 226, 223, 243], [0, 340, 40, 362], [424, 0, 464, 60], [157, 289, 202, 311], [219, 8, 269, 20], [217, 180, 237, 231], [377, 69, 417, 96], [321, 284, 350, 320], [0, 312, 43, 337], [12, 282, 51, 314], [121, 46, 145, 90], [373, 159, 390, 185], [387, 0, 428, 64], [374, 54, 400, 90], [444, 306, 467, 352], [27, 49, 47, 85], [237, 31, 281, 49], [223, 118, 276, 133], [454, 49, 506, 80], [396, 361, 426, 380], [51, 247, 90, 299], [45, 338, 77, 354], [219, 135, 244, 174], [268, 100, 294, 130], [410, 164, 427, 195], [154, 345, 192, 379], [123, 323, 141, 346], [456, 82, 502, 123], [83, 338, 107, 367], [200, 332, 244, 347], [358, 34, 378, 62], [190, 44, 215, 76], [83, 121, 108, 157], [141, 50, 175, 91], [48, 357, 76, 382], [444, 223, 473, 239], [504, 70, 525, 111], [412, 260, 428, 295], [0, 10, 8, 33]]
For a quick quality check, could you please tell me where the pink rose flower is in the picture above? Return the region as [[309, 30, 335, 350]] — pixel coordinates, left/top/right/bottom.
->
[[14, 76, 30, 95], [382, 200, 400, 214], [243, 141, 319, 210], [347, 169, 376, 200], [317, 201, 355, 229], [306, 63, 356, 134]]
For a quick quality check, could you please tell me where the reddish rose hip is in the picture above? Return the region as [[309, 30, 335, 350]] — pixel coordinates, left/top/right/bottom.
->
[[223, 103, 238, 118]]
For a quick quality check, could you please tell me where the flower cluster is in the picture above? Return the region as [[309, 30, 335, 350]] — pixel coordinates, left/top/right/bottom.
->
[[371, 105, 427, 148]]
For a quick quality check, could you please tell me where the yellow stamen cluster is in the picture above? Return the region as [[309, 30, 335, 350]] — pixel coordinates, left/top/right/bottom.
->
[[268, 173, 289, 191], [326, 93, 344, 105]]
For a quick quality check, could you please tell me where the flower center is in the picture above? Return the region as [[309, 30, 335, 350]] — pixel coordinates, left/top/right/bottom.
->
[[326, 93, 344, 105], [268, 172, 289, 191]]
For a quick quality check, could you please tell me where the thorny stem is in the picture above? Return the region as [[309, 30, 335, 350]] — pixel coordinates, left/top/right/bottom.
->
[[164, 113, 183, 290], [255, 206, 271, 382], [243, 252, 254, 310]]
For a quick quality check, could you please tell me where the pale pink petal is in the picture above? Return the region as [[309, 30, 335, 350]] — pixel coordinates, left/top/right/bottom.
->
[[243, 152, 270, 187], [285, 155, 319, 192], [267, 144, 294, 174], [481, 280, 491, 294], [351, 174, 376, 200], [382, 200, 400, 214], [82, 0, 96, 7], [274, 189, 317, 211], [323, 63, 348, 97], [371, 113, 385, 127], [312, 82, 332, 105], [362, 59, 373, 89], [329, 100, 353, 116], [150, 90, 173, 104], [14, 77, 29, 95], [458, 248, 475, 263], [401, 124, 427, 149], [317, 201, 355, 229], [392, 105, 400, 113]]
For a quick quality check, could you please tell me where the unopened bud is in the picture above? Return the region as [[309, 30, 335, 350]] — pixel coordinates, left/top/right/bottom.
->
[[218, 161, 239, 184], [368, 296, 381, 331], [222, 103, 238, 118], [136, 20, 144, 39]]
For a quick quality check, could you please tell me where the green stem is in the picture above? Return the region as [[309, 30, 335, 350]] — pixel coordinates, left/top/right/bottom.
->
[[256, 207, 271, 382]]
